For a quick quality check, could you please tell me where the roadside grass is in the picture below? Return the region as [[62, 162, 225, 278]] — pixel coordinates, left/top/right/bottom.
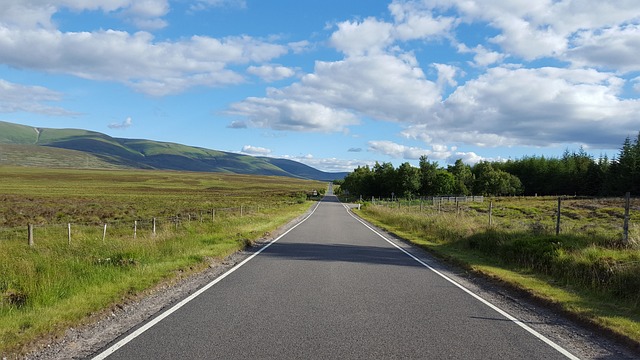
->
[[355, 200, 640, 344], [0, 166, 323, 356]]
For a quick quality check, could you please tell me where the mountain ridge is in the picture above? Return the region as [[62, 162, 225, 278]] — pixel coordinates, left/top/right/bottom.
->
[[0, 121, 348, 181]]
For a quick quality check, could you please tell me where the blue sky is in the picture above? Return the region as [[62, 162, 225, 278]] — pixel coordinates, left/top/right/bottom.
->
[[1, 0, 639, 173]]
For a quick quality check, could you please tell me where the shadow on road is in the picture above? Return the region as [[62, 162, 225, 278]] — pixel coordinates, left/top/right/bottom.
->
[[261, 242, 424, 268]]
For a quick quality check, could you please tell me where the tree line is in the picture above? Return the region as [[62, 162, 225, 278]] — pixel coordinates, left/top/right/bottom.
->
[[337, 132, 640, 198]]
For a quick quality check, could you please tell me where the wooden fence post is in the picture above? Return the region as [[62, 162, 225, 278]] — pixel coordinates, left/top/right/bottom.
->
[[134, 220, 137, 239], [28, 224, 34, 246], [68, 223, 71, 245], [556, 197, 562, 236], [489, 201, 493, 227], [623, 192, 630, 246], [103, 224, 107, 244], [153, 217, 156, 237]]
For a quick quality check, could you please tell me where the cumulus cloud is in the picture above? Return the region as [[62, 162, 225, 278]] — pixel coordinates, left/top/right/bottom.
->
[[0, 26, 290, 96], [0, 79, 76, 116], [228, 97, 360, 133], [241, 145, 271, 156], [567, 25, 640, 72], [367, 140, 454, 161], [227, 120, 247, 129], [457, 44, 506, 67], [0, 0, 170, 30], [0, 1, 296, 96], [278, 154, 370, 173], [247, 65, 296, 82], [389, 0, 640, 64], [224, 0, 640, 157], [330, 18, 394, 56], [388, 1, 457, 41], [229, 53, 440, 132], [430, 66, 640, 148], [108, 117, 133, 129]]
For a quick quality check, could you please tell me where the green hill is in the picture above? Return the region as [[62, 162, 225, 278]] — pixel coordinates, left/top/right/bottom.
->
[[0, 121, 348, 181]]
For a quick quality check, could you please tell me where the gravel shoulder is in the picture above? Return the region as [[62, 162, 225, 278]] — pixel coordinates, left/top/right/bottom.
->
[[21, 204, 639, 360]]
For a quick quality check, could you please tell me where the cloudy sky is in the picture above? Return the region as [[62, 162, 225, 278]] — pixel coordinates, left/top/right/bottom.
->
[[1, 0, 639, 172]]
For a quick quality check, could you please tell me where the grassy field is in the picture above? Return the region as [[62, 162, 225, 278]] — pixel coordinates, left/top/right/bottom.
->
[[0, 166, 325, 356], [354, 196, 640, 345]]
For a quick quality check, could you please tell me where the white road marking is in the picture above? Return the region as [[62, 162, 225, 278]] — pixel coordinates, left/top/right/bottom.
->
[[343, 203, 581, 360], [91, 201, 322, 360]]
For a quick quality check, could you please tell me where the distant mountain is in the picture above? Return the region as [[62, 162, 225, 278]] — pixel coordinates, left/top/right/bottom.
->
[[0, 121, 348, 181]]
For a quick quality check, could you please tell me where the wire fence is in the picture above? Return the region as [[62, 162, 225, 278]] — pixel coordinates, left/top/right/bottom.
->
[[366, 194, 640, 245], [0, 205, 267, 246]]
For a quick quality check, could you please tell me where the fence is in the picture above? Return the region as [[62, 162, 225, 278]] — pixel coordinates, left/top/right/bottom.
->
[[367, 193, 639, 245], [0, 205, 263, 246]]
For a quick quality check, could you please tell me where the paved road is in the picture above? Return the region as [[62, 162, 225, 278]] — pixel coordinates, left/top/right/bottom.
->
[[93, 194, 583, 359]]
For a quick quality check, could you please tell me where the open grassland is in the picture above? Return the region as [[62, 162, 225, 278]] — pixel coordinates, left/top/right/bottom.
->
[[0, 166, 324, 356], [355, 196, 640, 345]]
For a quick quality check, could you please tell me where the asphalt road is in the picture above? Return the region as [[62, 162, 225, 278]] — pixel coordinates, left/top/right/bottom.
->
[[92, 193, 586, 359]]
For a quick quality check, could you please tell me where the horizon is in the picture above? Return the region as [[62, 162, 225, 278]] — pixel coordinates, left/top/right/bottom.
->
[[1, 1, 638, 172]]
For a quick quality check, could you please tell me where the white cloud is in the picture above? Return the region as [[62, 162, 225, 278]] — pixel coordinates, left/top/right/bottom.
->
[[633, 77, 640, 92], [330, 18, 394, 56], [448, 151, 485, 165], [241, 145, 271, 156], [367, 140, 453, 161], [0, 79, 76, 116], [228, 97, 360, 133], [229, 53, 440, 132], [0, 26, 290, 96], [247, 65, 296, 82], [108, 116, 133, 129], [229, 0, 640, 155], [0, 0, 169, 30], [457, 44, 506, 67], [388, 2, 457, 41], [279, 154, 370, 173], [430, 66, 640, 148], [391, 0, 640, 63], [433, 63, 458, 90], [567, 25, 640, 72]]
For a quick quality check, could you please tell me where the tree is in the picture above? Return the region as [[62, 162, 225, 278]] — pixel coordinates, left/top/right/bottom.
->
[[473, 161, 523, 196], [418, 155, 440, 196], [397, 162, 421, 198], [341, 165, 374, 198], [372, 162, 398, 198], [607, 133, 640, 194], [432, 170, 456, 195], [447, 159, 474, 195]]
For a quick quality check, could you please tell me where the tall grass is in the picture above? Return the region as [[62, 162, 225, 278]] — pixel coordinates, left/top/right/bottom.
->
[[357, 200, 640, 342]]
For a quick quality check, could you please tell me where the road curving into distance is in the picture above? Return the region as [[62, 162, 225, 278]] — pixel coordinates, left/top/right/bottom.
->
[[91, 189, 634, 359]]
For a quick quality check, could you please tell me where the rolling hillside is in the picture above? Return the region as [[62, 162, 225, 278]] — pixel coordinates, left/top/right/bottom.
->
[[0, 121, 348, 181]]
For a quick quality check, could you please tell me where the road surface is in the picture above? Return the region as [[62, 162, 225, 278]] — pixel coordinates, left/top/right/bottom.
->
[[91, 192, 625, 359]]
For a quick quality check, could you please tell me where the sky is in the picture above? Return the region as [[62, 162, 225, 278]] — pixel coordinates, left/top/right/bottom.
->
[[1, 0, 639, 173]]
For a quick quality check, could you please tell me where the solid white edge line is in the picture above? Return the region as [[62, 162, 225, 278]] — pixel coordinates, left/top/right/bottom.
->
[[91, 201, 322, 360], [343, 204, 581, 360]]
